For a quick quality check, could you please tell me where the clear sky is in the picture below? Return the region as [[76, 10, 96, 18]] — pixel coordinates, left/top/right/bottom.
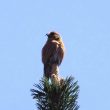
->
[[0, 0, 110, 110]]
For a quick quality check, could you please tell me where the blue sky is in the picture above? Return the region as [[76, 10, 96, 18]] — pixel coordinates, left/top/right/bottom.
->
[[0, 0, 110, 110]]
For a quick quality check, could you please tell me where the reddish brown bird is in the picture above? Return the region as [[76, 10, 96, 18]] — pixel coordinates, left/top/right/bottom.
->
[[42, 32, 65, 79]]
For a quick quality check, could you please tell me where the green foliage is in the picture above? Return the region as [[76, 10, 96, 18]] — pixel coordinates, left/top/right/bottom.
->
[[31, 76, 79, 110]]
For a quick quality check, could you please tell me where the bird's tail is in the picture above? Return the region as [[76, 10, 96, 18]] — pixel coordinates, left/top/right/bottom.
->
[[44, 64, 59, 79], [44, 64, 52, 79]]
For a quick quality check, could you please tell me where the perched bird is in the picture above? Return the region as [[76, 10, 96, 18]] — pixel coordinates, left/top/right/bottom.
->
[[42, 32, 65, 79]]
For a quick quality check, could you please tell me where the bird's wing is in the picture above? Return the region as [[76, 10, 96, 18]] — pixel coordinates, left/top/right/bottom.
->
[[42, 40, 59, 64], [56, 45, 65, 65]]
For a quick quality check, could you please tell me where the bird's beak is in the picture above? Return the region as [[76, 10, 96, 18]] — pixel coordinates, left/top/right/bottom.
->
[[46, 33, 49, 36]]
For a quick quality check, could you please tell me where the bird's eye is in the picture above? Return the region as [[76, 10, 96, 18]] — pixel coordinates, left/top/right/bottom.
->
[[54, 35, 60, 40], [55, 37, 59, 40]]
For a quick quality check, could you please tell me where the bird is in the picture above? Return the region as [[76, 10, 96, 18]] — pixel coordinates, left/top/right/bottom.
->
[[42, 32, 65, 79]]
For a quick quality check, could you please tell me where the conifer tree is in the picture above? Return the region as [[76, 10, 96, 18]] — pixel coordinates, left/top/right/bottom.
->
[[31, 76, 79, 110]]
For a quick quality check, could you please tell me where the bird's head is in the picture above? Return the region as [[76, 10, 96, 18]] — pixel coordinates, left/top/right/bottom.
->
[[46, 32, 60, 41]]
